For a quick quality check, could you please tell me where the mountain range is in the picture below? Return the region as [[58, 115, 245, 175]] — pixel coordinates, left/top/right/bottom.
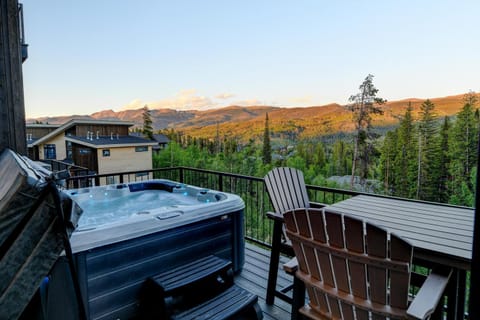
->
[[27, 93, 478, 142]]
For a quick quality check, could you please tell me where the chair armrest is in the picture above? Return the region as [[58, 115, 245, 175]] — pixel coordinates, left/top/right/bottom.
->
[[282, 257, 298, 275], [266, 211, 284, 222], [406, 269, 452, 319], [309, 201, 326, 208]]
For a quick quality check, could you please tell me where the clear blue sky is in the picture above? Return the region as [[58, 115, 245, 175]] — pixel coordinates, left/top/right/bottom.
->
[[22, 0, 480, 118]]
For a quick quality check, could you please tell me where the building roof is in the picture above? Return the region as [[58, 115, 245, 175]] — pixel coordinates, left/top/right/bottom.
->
[[30, 119, 135, 146], [129, 132, 170, 144], [26, 137, 40, 147], [26, 124, 61, 129], [66, 135, 157, 148], [153, 134, 170, 144]]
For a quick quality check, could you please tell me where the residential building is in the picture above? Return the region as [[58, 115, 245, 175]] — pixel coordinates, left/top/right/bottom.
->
[[26, 119, 157, 176], [130, 132, 170, 152]]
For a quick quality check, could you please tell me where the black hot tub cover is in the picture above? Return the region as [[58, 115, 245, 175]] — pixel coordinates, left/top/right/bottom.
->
[[0, 149, 76, 319]]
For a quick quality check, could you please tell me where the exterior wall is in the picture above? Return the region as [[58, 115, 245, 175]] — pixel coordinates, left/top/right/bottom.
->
[[38, 134, 67, 160], [72, 144, 97, 173], [96, 146, 153, 175], [0, 0, 26, 155], [26, 126, 58, 139], [71, 124, 130, 138]]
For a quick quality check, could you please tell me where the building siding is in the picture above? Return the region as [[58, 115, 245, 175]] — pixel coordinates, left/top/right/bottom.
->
[[38, 133, 67, 160], [96, 146, 152, 175]]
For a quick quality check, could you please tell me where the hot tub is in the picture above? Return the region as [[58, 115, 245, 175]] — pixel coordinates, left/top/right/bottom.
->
[[68, 180, 244, 257], [48, 180, 245, 320]]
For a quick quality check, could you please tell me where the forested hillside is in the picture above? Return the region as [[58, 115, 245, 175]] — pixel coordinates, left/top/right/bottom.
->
[[153, 92, 480, 207], [28, 93, 474, 144], [28, 89, 480, 206]]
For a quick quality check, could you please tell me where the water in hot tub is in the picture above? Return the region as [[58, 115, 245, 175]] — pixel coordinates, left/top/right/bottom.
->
[[76, 190, 200, 228]]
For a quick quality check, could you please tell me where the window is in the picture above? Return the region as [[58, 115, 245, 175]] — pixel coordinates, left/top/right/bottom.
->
[[44, 144, 56, 159], [135, 146, 148, 152], [102, 149, 110, 157], [65, 141, 73, 160]]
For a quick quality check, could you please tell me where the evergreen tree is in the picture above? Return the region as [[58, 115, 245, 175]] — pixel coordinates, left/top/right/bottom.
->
[[392, 104, 417, 198], [142, 105, 154, 140], [437, 116, 451, 203], [347, 74, 386, 189], [379, 130, 397, 194], [449, 92, 478, 205], [415, 99, 439, 201], [331, 140, 350, 176], [313, 142, 326, 172], [262, 113, 272, 164]]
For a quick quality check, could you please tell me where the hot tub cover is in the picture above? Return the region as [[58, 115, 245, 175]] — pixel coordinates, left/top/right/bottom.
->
[[0, 149, 78, 319]]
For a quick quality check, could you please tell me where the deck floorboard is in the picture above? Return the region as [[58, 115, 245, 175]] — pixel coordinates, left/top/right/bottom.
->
[[235, 242, 293, 320]]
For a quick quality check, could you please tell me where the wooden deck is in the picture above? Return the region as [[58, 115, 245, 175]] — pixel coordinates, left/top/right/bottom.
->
[[235, 243, 293, 320]]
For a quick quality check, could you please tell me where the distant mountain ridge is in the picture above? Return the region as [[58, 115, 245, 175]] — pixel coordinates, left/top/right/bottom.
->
[[27, 93, 478, 142]]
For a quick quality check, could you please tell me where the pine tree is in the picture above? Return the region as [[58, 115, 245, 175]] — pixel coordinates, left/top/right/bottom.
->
[[313, 142, 326, 172], [347, 74, 386, 189], [393, 104, 417, 198], [142, 105, 154, 140], [437, 116, 451, 203], [215, 122, 221, 154], [331, 140, 350, 176], [415, 99, 439, 201], [449, 92, 478, 205], [379, 130, 397, 194], [262, 113, 272, 164]]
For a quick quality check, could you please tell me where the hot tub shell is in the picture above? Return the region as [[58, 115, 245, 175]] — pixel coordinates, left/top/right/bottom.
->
[[46, 180, 245, 320]]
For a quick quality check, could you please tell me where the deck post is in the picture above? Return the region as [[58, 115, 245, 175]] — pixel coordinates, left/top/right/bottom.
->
[[0, 0, 27, 155], [218, 173, 223, 191], [179, 167, 184, 183]]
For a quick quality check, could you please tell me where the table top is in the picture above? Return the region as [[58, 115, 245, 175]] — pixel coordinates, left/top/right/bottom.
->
[[327, 195, 474, 270]]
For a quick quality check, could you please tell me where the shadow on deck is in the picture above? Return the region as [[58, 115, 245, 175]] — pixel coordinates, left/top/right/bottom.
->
[[235, 243, 292, 320]]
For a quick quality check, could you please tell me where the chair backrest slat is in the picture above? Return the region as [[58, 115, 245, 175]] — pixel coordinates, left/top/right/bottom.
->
[[390, 234, 412, 309], [284, 208, 413, 319], [307, 209, 334, 288], [325, 213, 350, 294], [265, 167, 310, 214], [366, 224, 388, 305], [344, 217, 368, 300]]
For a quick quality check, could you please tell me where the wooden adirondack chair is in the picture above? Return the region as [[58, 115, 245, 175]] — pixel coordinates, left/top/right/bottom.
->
[[283, 207, 452, 320], [264, 167, 325, 305]]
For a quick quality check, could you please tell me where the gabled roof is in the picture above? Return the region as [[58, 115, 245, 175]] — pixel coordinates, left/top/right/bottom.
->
[[30, 119, 135, 146], [66, 135, 157, 148], [26, 137, 40, 147], [26, 123, 61, 129]]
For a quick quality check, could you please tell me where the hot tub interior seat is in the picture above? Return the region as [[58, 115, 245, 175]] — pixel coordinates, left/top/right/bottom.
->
[[68, 180, 229, 230]]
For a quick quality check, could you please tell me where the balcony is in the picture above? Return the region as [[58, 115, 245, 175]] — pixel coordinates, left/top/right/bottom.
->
[[63, 166, 473, 319]]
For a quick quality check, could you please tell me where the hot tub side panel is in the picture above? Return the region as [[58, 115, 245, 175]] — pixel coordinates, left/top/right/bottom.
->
[[73, 210, 244, 320]]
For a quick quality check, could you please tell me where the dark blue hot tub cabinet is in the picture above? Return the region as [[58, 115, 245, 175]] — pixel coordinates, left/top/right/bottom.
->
[[46, 188, 245, 320]]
